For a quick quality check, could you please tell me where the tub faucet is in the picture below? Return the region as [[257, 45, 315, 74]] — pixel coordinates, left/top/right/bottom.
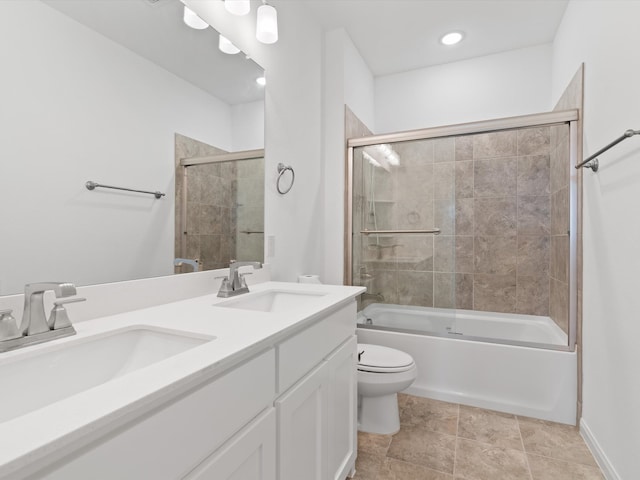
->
[[361, 292, 385, 302], [174, 258, 199, 272], [1, 282, 84, 353], [217, 261, 263, 298]]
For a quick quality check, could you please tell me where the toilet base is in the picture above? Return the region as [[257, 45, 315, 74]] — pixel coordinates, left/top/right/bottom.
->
[[358, 393, 400, 435]]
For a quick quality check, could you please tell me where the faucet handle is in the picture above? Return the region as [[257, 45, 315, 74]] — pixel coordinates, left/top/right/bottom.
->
[[48, 297, 85, 330], [239, 272, 253, 288], [0, 309, 21, 341], [54, 297, 86, 307], [216, 277, 234, 298]]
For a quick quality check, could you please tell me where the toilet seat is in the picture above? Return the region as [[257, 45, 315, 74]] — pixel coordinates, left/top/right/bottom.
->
[[357, 343, 415, 374]]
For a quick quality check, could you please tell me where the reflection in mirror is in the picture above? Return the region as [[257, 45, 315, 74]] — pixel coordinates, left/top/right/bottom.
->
[[174, 135, 264, 273], [0, 0, 264, 295]]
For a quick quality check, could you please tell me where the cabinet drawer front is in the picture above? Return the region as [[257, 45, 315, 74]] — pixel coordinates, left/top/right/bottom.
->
[[35, 349, 276, 480], [278, 302, 356, 393]]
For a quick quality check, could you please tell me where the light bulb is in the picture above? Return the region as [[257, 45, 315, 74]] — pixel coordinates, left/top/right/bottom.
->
[[256, 4, 278, 44], [256, 76, 266, 86], [183, 6, 208, 30], [225, 0, 250, 16], [219, 35, 240, 55]]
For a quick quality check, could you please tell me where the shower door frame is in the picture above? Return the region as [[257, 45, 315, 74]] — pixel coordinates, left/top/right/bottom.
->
[[344, 109, 580, 352]]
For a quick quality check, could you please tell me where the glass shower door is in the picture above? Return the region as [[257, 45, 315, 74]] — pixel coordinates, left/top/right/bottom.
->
[[350, 121, 574, 349], [352, 139, 457, 335]]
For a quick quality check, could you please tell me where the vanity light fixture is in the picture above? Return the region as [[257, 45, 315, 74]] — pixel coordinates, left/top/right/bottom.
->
[[362, 150, 385, 171], [362, 144, 400, 171], [219, 34, 241, 54], [256, 1, 278, 44], [379, 144, 400, 166], [225, 0, 250, 16], [440, 31, 464, 46], [256, 76, 266, 86], [183, 5, 209, 30]]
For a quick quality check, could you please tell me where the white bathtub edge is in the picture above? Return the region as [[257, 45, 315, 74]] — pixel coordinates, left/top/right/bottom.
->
[[580, 418, 621, 480]]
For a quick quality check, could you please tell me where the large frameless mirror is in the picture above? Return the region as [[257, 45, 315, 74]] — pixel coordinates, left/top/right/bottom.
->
[[0, 0, 265, 295]]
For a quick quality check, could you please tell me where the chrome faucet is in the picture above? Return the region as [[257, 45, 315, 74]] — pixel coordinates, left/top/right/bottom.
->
[[217, 261, 262, 298], [361, 292, 385, 302], [21, 282, 77, 335], [174, 258, 199, 272], [0, 282, 85, 353]]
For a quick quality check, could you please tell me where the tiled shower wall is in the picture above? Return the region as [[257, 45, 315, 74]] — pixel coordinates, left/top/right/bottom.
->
[[356, 125, 570, 318], [175, 134, 231, 272]]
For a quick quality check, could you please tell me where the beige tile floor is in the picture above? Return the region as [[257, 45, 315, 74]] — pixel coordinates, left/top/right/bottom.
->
[[353, 394, 604, 480]]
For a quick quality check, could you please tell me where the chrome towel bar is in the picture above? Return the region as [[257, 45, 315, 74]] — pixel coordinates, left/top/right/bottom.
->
[[576, 128, 640, 172], [360, 228, 441, 235], [86, 181, 165, 199]]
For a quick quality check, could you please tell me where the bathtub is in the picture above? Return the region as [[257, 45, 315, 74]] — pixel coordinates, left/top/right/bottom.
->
[[356, 303, 577, 425]]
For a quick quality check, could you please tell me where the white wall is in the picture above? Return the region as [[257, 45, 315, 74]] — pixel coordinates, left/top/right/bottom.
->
[[185, 0, 324, 282], [231, 100, 265, 151], [343, 37, 376, 132], [0, 1, 233, 295], [322, 29, 375, 284], [552, 2, 640, 479], [375, 44, 552, 133]]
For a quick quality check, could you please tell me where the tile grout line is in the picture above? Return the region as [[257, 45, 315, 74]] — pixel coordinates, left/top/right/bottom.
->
[[516, 416, 535, 480], [525, 451, 604, 471]]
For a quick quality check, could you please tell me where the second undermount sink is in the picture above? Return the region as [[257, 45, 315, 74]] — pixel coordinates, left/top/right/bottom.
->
[[214, 289, 327, 313], [0, 327, 213, 424]]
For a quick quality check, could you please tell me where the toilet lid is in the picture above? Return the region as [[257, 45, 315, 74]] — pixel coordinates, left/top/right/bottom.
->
[[357, 343, 414, 373]]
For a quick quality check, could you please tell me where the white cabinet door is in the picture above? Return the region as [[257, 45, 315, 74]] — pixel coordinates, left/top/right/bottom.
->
[[276, 362, 329, 480], [326, 336, 358, 480], [184, 408, 276, 480]]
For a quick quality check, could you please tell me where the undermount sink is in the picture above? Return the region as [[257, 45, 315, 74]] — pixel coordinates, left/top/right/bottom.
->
[[214, 289, 327, 313], [0, 327, 212, 424]]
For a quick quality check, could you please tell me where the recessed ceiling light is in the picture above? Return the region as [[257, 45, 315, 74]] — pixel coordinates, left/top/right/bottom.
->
[[440, 31, 464, 46], [256, 76, 266, 86]]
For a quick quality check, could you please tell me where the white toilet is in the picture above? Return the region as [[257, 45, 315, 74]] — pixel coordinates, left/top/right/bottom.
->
[[357, 343, 418, 435]]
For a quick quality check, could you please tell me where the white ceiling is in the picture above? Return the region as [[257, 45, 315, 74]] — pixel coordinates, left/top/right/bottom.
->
[[302, 0, 569, 76], [43, 0, 265, 105], [43, 0, 569, 101]]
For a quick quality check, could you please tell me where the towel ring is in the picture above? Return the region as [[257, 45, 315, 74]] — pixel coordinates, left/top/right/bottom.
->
[[276, 163, 295, 194]]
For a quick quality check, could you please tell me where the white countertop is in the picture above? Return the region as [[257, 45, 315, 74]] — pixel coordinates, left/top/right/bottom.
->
[[0, 281, 364, 478]]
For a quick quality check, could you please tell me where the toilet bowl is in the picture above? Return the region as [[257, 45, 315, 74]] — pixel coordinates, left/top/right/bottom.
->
[[357, 343, 417, 435]]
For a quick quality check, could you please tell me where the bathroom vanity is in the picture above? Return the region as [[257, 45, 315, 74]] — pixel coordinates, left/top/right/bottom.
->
[[0, 281, 364, 480]]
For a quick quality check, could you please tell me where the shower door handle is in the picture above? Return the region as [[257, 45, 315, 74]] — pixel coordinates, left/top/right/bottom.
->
[[360, 228, 441, 235]]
